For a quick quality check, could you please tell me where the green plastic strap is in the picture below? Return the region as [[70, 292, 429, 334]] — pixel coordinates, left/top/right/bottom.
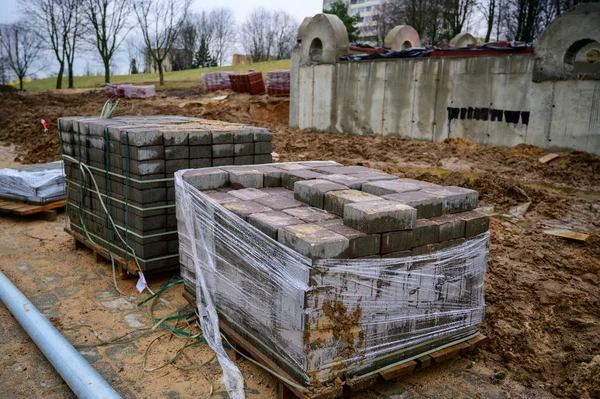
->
[[76, 122, 85, 229], [62, 155, 174, 184], [104, 127, 111, 256], [125, 131, 130, 267]]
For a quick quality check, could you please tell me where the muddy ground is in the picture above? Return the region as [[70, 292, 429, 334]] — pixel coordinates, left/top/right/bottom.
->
[[0, 89, 599, 399]]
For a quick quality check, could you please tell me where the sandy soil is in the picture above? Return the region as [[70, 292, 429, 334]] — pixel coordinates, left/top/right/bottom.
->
[[0, 89, 599, 399]]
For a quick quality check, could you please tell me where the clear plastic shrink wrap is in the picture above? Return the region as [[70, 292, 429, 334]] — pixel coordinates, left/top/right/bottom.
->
[[174, 162, 489, 394], [0, 161, 66, 204]]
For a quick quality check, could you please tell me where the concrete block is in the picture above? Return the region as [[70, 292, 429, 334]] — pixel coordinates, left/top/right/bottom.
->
[[324, 189, 381, 217], [254, 154, 272, 164], [254, 142, 273, 154], [248, 211, 305, 239], [123, 159, 165, 175], [381, 230, 413, 254], [253, 129, 272, 142], [119, 145, 165, 161], [254, 195, 307, 210], [421, 186, 478, 214], [234, 155, 255, 165], [190, 145, 212, 159], [383, 191, 444, 219], [283, 207, 338, 223], [212, 131, 234, 144], [223, 200, 272, 220], [205, 191, 241, 205], [166, 159, 190, 174], [212, 157, 234, 167], [412, 219, 440, 247], [381, 250, 413, 259], [313, 165, 379, 175], [458, 211, 489, 237], [190, 158, 212, 168], [183, 169, 228, 190], [226, 168, 263, 188], [188, 131, 212, 145], [281, 170, 327, 190], [344, 200, 416, 234], [320, 174, 366, 190], [233, 130, 254, 143], [347, 172, 398, 182], [165, 146, 189, 160], [253, 165, 282, 187], [259, 187, 293, 195], [432, 214, 466, 241], [278, 224, 349, 259], [163, 130, 189, 146], [273, 163, 310, 171], [212, 144, 234, 158], [234, 143, 254, 156], [121, 128, 164, 146], [229, 188, 269, 201], [293, 179, 348, 208], [318, 219, 381, 258], [362, 180, 423, 196]]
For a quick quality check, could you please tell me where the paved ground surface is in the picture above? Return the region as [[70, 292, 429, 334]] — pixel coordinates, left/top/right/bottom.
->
[[0, 213, 549, 399]]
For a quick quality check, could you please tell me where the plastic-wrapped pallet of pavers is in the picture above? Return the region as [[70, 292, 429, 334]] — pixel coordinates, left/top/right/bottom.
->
[[266, 70, 290, 96], [202, 72, 232, 92], [175, 161, 490, 396], [0, 161, 66, 204]]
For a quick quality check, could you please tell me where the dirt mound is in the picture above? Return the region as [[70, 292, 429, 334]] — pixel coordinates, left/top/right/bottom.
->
[[510, 143, 545, 157], [442, 137, 479, 150]]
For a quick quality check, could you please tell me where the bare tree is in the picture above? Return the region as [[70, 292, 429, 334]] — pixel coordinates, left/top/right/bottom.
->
[[133, 0, 191, 85], [209, 8, 236, 66], [84, 0, 132, 83], [0, 23, 44, 90], [443, 0, 476, 42], [63, 0, 84, 88], [241, 8, 271, 62], [477, 0, 497, 42], [270, 11, 298, 60]]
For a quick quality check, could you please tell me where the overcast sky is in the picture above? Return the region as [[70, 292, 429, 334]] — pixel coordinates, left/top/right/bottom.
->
[[0, 0, 324, 78]]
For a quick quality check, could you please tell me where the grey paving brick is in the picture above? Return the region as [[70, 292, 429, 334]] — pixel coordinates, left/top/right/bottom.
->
[[188, 131, 212, 145], [320, 174, 367, 190], [294, 179, 348, 208], [166, 159, 190, 174], [228, 169, 264, 189], [190, 158, 211, 168], [324, 189, 381, 217], [254, 154, 272, 164], [412, 219, 440, 247], [278, 224, 349, 259], [344, 200, 417, 234], [223, 201, 272, 220], [99, 297, 134, 311], [258, 187, 292, 195], [233, 130, 254, 143], [120, 128, 164, 146], [283, 206, 338, 223], [30, 294, 61, 310], [212, 131, 234, 144], [383, 190, 444, 219], [248, 211, 305, 239], [362, 180, 423, 196], [381, 250, 414, 258], [212, 144, 234, 158], [165, 146, 189, 160], [234, 143, 254, 156], [254, 194, 307, 210], [253, 165, 283, 187], [183, 169, 228, 190], [162, 130, 189, 146], [421, 186, 479, 214], [318, 219, 381, 258], [229, 188, 269, 201], [254, 142, 272, 154], [123, 312, 146, 328], [253, 129, 272, 142], [205, 191, 239, 205], [381, 229, 413, 254], [432, 214, 466, 241], [189, 145, 212, 158], [458, 211, 490, 237], [347, 171, 398, 182], [273, 163, 311, 171], [122, 159, 165, 175], [281, 170, 327, 190], [212, 157, 234, 167], [234, 155, 255, 165]]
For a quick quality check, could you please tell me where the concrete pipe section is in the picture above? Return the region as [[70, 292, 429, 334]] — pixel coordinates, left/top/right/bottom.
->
[[0, 271, 122, 399], [384, 25, 422, 51]]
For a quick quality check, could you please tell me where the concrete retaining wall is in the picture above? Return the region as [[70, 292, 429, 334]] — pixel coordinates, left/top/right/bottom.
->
[[290, 5, 600, 155]]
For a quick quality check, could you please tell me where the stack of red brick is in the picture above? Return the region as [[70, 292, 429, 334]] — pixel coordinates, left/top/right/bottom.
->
[[266, 70, 290, 97], [202, 72, 232, 92], [230, 71, 266, 95]]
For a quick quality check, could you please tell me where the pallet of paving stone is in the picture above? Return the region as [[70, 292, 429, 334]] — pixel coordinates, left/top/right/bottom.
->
[[0, 199, 65, 221], [230, 71, 266, 95], [57, 115, 273, 273], [266, 70, 290, 97], [175, 161, 490, 391], [202, 71, 232, 92]]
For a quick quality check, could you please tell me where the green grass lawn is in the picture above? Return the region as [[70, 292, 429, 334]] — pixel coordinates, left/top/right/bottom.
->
[[23, 59, 291, 92]]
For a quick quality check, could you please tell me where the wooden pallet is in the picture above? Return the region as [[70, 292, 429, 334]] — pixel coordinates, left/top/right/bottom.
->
[[0, 199, 65, 221], [65, 226, 139, 278], [181, 290, 489, 399]]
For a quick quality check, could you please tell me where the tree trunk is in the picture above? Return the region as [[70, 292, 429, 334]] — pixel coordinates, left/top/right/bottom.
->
[[485, 0, 496, 43], [104, 59, 111, 84], [19, 75, 24, 90], [158, 61, 164, 86], [68, 62, 74, 89], [56, 62, 64, 90]]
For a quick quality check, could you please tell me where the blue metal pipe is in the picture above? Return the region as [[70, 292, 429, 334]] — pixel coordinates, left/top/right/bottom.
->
[[0, 271, 122, 399]]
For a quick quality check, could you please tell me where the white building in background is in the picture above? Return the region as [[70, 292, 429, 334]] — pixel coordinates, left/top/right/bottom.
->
[[323, 0, 382, 44]]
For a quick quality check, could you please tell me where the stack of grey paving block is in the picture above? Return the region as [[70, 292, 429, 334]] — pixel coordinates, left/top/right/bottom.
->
[[176, 161, 490, 388], [0, 161, 66, 204], [57, 115, 272, 272]]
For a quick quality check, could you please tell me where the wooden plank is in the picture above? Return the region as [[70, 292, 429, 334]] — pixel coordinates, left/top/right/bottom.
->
[[38, 210, 58, 222], [416, 355, 432, 369], [0, 202, 30, 212], [539, 153, 560, 163], [378, 360, 417, 381], [466, 334, 489, 350], [429, 345, 462, 364], [15, 200, 66, 215], [345, 374, 378, 392]]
